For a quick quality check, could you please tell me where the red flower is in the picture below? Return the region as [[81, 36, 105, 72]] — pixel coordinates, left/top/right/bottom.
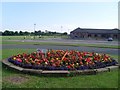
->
[[63, 57, 67, 61], [31, 60, 35, 64], [79, 61, 83, 65], [10, 49, 116, 70], [67, 65, 71, 69], [47, 52, 51, 57], [72, 56, 76, 60], [23, 53, 27, 57], [18, 54, 21, 58], [51, 59, 54, 63], [94, 57, 98, 61], [89, 53, 93, 57], [79, 56, 82, 60], [104, 57, 108, 61], [55, 61, 60, 66], [83, 52, 87, 56], [86, 57, 91, 62], [36, 62, 40, 65], [30, 54, 35, 59], [104, 54, 109, 59], [17, 58, 22, 62], [52, 63, 56, 67]]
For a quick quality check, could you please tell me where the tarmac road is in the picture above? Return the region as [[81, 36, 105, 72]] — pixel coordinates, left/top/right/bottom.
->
[[2, 44, 118, 56], [5, 39, 118, 46]]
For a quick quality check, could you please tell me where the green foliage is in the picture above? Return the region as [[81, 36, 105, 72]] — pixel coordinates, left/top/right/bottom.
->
[[2, 30, 68, 36]]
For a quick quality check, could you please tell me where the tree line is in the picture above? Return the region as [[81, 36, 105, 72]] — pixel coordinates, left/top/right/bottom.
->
[[2, 30, 68, 36]]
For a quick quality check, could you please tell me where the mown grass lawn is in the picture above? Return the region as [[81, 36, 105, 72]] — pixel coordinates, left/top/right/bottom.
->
[[1, 49, 119, 88], [1, 35, 68, 40]]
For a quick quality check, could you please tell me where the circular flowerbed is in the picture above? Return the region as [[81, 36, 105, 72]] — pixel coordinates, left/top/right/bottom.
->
[[8, 49, 118, 70]]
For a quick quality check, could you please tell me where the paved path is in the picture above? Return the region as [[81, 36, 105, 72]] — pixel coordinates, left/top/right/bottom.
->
[[5, 39, 118, 46], [2, 44, 118, 55]]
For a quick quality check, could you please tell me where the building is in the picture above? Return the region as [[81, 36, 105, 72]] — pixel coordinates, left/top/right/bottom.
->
[[70, 27, 120, 39]]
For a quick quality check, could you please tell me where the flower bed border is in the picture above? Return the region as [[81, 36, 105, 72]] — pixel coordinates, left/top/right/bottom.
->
[[2, 59, 120, 76]]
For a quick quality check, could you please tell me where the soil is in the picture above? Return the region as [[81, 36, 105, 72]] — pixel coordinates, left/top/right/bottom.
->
[[3, 75, 29, 84]]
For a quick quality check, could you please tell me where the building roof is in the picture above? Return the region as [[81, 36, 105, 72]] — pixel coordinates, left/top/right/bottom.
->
[[70, 27, 120, 34]]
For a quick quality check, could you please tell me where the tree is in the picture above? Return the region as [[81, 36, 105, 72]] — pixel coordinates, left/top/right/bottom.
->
[[38, 30, 42, 35], [3, 30, 10, 35], [24, 31, 30, 35], [19, 31, 23, 35], [14, 31, 19, 35], [9, 31, 14, 35], [0, 31, 2, 36], [35, 31, 38, 35], [63, 32, 67, 35]]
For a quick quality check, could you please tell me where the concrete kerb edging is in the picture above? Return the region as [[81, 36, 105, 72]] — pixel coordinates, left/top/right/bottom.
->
[[2, 59, 120, 76]]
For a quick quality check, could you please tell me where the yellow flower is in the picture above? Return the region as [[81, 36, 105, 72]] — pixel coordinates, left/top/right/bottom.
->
[[76, 63, 79, 65], [30, 58, 32, 60], [99, 54, 101, 57], [45, 62, 48, 65], [13, 57, 16, 60]]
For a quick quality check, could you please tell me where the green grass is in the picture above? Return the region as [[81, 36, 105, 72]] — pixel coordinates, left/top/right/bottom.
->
[[1, 49, 119, 88], [2, 70, 118, 88], [2, 49, 36, 59]]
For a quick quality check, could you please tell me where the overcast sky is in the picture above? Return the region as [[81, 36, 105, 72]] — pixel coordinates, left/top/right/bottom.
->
[[1, 1, 119, 33]]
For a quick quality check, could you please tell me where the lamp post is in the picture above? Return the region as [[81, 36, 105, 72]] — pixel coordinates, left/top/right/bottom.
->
[[34, 23, 36, 39], [61, 26, 62, 38], [68, 29, 70, 38], [68, 29, 70, 35]]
